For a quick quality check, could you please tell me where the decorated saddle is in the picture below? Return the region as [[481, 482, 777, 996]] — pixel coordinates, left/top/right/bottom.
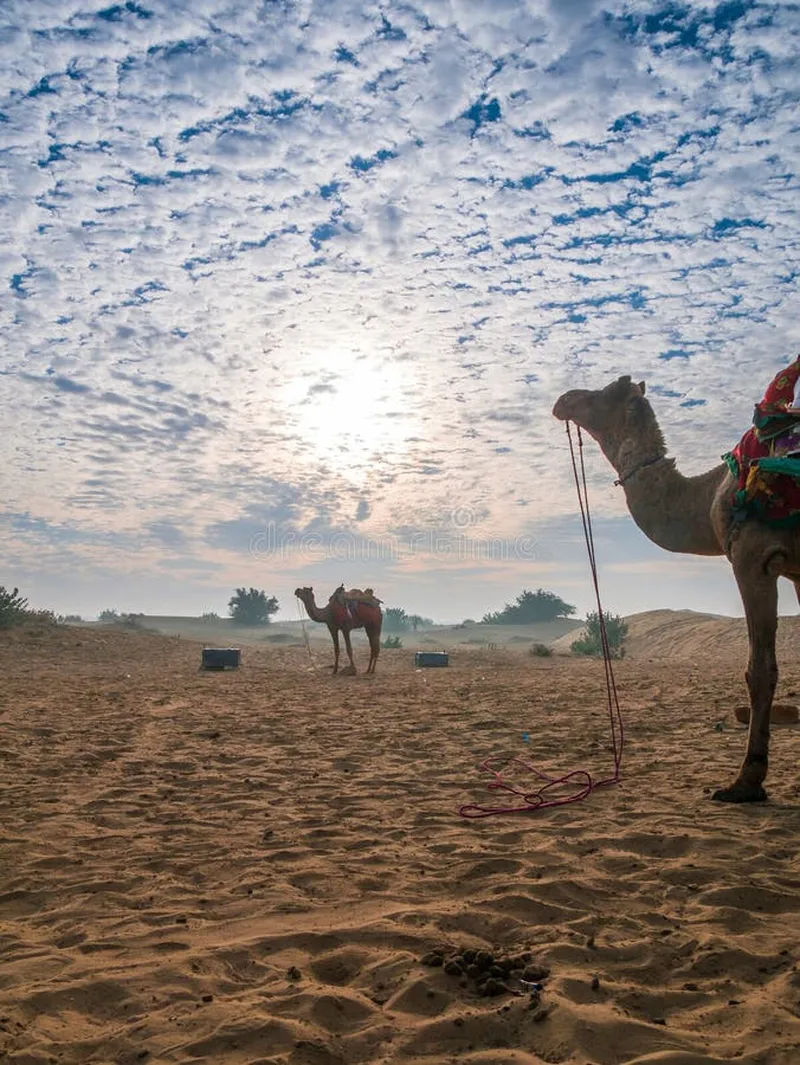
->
[[724, 357, 800, 527], [328, 585, 383, 624]]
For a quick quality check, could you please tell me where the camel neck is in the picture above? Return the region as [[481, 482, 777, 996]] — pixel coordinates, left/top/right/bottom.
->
[[302, 596, 329, 623], [619, 457, 726, 556]]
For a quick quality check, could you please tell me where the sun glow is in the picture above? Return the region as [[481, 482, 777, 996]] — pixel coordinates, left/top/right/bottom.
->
[[282, 350, 414, 475]]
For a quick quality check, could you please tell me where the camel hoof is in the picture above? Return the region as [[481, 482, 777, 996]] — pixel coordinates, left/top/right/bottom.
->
[[712, 783, 768, 803]]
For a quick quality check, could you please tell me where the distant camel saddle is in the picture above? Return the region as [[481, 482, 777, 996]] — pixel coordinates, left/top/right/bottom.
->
[[327, 585, 382, 625], [332, 586, 382, 606]]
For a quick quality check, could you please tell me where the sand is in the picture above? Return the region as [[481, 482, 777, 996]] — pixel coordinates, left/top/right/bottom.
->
[[1, 621, 799, 1065]]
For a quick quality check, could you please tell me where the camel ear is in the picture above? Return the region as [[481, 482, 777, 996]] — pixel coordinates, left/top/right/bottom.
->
[[638, 381, 646, 395]]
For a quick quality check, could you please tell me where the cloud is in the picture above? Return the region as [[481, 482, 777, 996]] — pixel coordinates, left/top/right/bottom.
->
[[2, 0, 799, 619]]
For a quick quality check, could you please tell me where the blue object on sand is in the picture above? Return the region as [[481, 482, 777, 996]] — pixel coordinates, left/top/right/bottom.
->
[[201, 647, 241, 670], [415, 651, 449, 667]]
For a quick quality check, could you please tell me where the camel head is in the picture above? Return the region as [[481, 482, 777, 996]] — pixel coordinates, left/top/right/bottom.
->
[[552, 375, 659, 471], [294, 586, 313, 600], [553, 375, 646, 436]]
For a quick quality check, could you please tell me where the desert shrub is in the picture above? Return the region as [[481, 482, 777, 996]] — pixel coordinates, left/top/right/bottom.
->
[[529, 642, 553, 657], [381, 635, 403, 649], [98, 608, 120, 624], [119, 612, 146, 628], [201, 611, 220, 621], [482, 588, 576, 624], [571, 611, 628, 659], [0, 586, 30, 629], [62, 614, 83, 623], [383, 607, 409, 632], [228, 587, 279, 626], [0, 588, 65, 630]]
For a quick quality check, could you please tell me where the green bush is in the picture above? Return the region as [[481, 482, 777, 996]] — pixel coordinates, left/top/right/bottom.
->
[[482, 588, 576, 624], [228, 587, 279, 626], [0, 588, 63, 630], [529, 642, 553, 657], [98, 608, 120, 624], [0, 586, 30, 629], [383, 607, 409, 632], [571, 611, 628, 658], [381, 635, 403, 649]]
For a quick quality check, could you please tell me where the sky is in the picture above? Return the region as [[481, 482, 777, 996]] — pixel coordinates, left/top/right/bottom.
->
[[2, 0, 800, 624]]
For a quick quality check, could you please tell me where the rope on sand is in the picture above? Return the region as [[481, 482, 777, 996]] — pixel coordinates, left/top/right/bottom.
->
[[459, 423, 624, 818]]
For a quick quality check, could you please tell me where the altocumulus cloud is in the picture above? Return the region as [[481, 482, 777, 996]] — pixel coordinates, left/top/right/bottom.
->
[[1, 0, 799, 618]]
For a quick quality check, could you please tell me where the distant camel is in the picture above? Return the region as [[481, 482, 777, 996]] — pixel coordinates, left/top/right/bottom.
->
[[295, 585, 383, 675], [554, 369, 800, 804]]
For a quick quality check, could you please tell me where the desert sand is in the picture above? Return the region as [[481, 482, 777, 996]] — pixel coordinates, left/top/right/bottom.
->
[[1, 615, 799, 1065]]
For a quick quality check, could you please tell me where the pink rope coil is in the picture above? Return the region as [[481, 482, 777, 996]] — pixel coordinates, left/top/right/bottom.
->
[[459, 423, 624, 818]]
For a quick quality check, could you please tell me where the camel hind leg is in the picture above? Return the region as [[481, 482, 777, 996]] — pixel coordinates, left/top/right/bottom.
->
[[366, 623, 381, 674], [713, 546, 778, 803]]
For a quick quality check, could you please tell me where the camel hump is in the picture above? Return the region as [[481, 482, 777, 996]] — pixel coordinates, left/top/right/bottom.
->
[[330, 586, 382, 607], [346, 587, 382, 606]]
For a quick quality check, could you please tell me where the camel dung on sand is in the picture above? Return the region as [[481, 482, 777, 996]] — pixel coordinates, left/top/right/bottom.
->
[[553, 372, 800, 804], [294, 585, 383, 675]]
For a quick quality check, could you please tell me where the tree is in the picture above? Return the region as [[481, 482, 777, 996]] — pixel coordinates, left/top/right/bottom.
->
[[228, 587, 279, 626], [407, 614, 434, 631], [571, 610, 628, 658], [0, 586, 29, 628], [98, 608, 120, 624], [482, 588, 576, 625], [383, 607, 410, 632]]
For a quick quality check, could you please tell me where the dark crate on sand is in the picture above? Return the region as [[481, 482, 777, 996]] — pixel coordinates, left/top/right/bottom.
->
[[201, 647, 241, 670], [415, 651, 449, 667]]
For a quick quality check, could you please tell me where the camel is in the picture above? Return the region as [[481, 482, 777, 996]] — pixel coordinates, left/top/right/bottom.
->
[[294, 585, 383, 675], [553, 373, 800, 803]]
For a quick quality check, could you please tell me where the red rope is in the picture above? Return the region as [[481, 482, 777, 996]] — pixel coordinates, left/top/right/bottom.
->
[[459, 423, 625, 818]]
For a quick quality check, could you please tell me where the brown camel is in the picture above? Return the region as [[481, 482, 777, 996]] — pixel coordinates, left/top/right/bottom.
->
[[553, 374, 800, 803], [294, 585, 382, 675]]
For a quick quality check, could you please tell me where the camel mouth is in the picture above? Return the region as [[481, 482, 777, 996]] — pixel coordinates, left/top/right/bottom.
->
[[552, 396, 569, 421], [553, 390, 582, 422]]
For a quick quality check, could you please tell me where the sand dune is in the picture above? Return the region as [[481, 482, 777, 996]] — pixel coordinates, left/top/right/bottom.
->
[[1, 622, 798, 1064], [549, 609, 800, 663]]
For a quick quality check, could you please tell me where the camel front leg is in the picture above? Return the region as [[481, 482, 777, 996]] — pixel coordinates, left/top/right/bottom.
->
[[713, 561, 778, 803], [342, 628, 357, 673], [329, 625, 340, 674]]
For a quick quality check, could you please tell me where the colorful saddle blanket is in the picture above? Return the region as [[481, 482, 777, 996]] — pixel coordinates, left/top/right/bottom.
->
[[328, 586, 382, 624], [724, 413, 800, 526]]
